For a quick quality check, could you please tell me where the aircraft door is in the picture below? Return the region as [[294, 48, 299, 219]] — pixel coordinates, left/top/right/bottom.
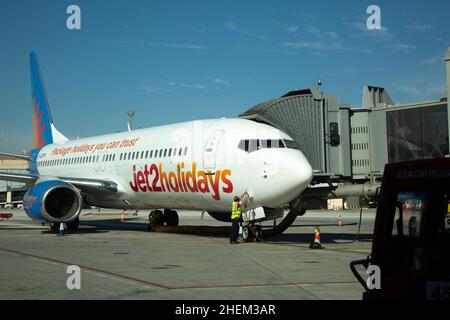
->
[[203, 130, 225, 170], [99, 150, 106, 172]]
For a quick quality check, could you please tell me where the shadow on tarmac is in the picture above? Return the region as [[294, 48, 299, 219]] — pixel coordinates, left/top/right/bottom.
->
[[77, 219, 373, 244], [268, 232, 373, 243], [289, 222, 359, 228]]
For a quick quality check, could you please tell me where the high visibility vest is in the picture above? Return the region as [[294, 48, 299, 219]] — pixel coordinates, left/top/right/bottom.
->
[[231, 201, 241, 220]]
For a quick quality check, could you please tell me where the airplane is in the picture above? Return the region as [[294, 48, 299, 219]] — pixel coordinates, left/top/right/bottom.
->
[[0, 51, 313, 232]]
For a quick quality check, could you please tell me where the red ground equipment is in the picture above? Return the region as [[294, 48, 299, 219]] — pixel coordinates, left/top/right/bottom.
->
[[350, 158, 450, 300]]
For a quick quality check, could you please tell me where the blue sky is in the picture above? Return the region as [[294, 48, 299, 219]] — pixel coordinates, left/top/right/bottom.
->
[[0, 0, 449, 153]]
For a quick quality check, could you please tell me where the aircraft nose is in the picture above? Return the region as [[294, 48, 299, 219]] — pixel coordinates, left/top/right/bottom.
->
[[284, 151, 313, 189], [272, 150, 313, 204]]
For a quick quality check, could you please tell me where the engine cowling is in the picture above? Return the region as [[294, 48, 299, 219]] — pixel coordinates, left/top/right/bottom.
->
[[23, 180, 82, 223]]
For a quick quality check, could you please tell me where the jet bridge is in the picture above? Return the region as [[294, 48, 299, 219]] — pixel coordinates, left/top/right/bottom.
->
[[239, 47, 450, 208], [240, 87, 352, 182]]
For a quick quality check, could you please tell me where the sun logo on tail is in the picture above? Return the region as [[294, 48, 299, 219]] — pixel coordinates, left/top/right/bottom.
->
[[32, 97, 46, 148]]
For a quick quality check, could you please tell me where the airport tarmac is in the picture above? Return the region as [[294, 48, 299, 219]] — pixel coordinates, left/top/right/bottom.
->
[[0, 208, 375, 300]]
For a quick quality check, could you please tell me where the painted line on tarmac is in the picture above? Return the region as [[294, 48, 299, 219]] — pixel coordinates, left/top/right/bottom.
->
[[0, 247, 359, 293], [0, 247, 170, 290], [171, 280, 358, 291]]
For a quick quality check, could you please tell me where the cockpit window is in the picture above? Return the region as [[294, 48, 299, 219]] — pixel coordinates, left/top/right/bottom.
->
[[284, 139, 299, 150], [238, 139, 286, 153]]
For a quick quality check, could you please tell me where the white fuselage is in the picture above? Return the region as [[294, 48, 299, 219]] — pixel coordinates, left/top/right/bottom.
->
[[35, 118, 313, 212]]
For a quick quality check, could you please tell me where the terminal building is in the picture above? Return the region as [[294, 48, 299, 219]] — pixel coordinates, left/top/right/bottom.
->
[[0, 155, 28, 206], [1, 47, 450, 209]]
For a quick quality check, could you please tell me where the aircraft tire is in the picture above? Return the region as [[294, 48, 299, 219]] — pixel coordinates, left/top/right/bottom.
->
[[67, 217, 80, 231], [149, 210, 164, 229], [164, 210, 179, 226], [49, 222, 59, 233]]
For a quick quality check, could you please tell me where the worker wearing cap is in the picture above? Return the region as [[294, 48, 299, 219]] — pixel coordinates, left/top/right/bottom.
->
[[230, 196, 242, 244]]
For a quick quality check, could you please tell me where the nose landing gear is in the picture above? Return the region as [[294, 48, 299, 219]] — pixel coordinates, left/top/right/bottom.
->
[[241, 223, 262, 242]]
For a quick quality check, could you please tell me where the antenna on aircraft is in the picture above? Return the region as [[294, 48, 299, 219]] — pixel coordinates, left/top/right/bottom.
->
[[127, 110, 135, 132]]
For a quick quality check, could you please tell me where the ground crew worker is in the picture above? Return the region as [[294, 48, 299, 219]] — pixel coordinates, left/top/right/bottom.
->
[[230, 196, 241, 244]]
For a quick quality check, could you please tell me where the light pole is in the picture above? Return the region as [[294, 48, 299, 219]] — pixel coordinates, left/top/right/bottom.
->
[[127, 111, 135, 131]]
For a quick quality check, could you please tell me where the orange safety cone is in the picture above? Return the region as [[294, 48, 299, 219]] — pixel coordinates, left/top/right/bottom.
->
[[338, 215, 343, 227], [120, 212, 125, 223], [309, 226, 324, 249]]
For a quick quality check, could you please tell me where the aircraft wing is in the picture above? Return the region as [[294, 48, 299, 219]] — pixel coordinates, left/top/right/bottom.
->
[[0, 172, 38, 184], [0, 172, 118, 194], [0, 152, 29, 161]]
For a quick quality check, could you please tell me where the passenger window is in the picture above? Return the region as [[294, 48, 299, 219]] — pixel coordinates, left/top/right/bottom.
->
[[179, 148, 182, 156], [141, 151, 144, 159], [145, 151, 148, 158], [184, 147, 188, 156], [149, 150, 153, 158], [164, 149, 167, 157], [168, 149, 172, 157], [173, 148, 177, 156]]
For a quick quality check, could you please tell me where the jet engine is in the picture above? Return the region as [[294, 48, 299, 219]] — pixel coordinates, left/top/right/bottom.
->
[[23, 180, 82, 223]]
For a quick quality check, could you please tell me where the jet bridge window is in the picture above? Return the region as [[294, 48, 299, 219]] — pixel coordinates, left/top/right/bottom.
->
[[329, 122, 340, 147]]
